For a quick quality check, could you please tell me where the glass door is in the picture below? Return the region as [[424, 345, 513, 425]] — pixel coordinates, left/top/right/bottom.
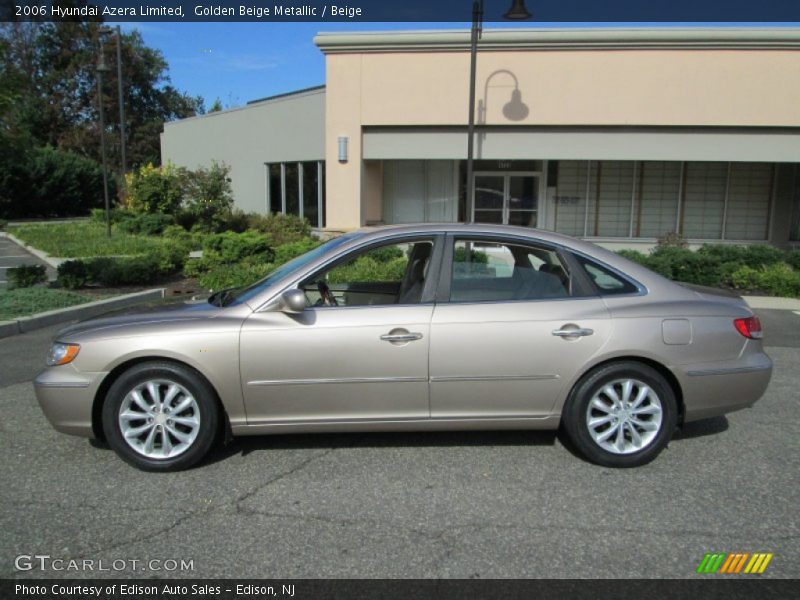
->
[[473, 175, 505, 224], [472, 173, 539, 227]]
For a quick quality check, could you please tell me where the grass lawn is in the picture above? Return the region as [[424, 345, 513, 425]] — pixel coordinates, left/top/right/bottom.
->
[[11, 222, 167, 258], [0, 286, 95, 321]]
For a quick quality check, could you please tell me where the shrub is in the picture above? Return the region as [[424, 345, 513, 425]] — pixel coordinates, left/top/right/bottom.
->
[[730, 265, 760, 291], [329, 256, 408, 284], [218, 208, 250, 233], [787, 250, 800, 271], [656, 231, 688, 248], [741, 245, 786, 269], [615, 249, 650, 267], [201, 231, 274, 264], [125, 163, 186, 215], [183, 162, 234, 232], [116, 212, 175, 236], [272, 239, 322, 265], [0, 218, 7, 231], [0, 146, 112, 219], [57, 260, 90, 290], [8, 264, 47, 288], [89, 208, 134, 225], [247, 213, 311, 245], [756, 263, 800, 297], [196, 262, 274, 291]]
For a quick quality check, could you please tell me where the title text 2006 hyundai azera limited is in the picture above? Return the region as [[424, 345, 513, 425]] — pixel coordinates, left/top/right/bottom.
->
[[34, 224, 772, 470]]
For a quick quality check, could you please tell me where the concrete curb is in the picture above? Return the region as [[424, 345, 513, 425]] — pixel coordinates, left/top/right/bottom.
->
[[0, 231, 65, 268], [743, 296, 800, 311], [0, 288, 165, 339]]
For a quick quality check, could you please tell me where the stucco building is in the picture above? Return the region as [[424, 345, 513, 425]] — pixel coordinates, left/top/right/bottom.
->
[[161, 27, 800, 249]]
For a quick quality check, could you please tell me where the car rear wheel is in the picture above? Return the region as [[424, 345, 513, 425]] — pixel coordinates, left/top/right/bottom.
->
[[102, 361, 219, 471], [562, 361, 677, 468]]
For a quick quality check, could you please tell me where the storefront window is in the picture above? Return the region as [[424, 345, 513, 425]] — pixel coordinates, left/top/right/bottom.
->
[[265, 162, 326, 228]]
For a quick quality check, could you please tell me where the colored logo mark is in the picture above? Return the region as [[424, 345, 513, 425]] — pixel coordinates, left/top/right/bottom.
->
[[696, 552, 773, 574]]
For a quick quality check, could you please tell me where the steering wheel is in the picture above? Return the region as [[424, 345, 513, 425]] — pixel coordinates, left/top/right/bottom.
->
[[317, 280, 338, 306]]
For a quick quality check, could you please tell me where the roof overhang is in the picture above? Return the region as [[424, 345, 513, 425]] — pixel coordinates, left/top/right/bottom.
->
[[315, 27, 800, 54]]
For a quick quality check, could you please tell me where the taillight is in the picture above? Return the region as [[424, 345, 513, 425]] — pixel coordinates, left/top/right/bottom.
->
[[734, 316, 763, 340]]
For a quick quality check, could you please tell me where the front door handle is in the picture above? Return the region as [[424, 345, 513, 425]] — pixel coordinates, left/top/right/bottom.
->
[[552, 326, 594, 338], [380, 329, 423, 344]]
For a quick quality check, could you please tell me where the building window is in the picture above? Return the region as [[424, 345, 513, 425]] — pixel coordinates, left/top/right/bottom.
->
[[637, 161, 681, 238], [551, 160, 773, 242], [265, 162, 326, 228], [682, 162, 727, 239]]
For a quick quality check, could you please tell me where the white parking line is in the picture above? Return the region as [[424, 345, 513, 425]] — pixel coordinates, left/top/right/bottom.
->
[[793, 311, 800, 317]]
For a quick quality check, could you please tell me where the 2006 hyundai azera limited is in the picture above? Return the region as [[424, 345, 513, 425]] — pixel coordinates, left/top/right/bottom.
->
[[34, 224, 772, 470]]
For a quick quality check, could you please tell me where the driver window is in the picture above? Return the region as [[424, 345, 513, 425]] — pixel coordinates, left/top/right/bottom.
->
[[302, 240, 434, 307]]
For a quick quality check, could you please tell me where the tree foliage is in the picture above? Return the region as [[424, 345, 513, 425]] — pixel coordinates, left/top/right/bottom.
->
[[0, 16, 203, 217]]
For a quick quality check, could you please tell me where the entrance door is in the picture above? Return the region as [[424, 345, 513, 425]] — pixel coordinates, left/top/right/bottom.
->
[[473, 173, 539, 227]]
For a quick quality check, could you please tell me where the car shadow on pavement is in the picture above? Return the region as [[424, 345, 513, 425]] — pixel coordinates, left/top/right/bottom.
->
[[201, 429, 559, 467], [672, 415, 729, 440]]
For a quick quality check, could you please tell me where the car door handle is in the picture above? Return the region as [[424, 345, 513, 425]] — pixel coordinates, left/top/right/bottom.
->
[[380, 331, 423, 343], [552, 327, 594, 338]]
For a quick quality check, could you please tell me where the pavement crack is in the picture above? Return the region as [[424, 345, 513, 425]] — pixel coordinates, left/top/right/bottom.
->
[[233, 447, 336, 514]]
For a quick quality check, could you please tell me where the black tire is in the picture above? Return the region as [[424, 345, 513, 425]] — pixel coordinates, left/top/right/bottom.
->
[[102, 361, 220, 472], [562, 361, 678, 468]]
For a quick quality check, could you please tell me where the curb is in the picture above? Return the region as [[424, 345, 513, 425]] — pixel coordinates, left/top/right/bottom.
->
[[0, 231, 65, 268], [0, 288, 165, 339], [743, 296, 800, 311]]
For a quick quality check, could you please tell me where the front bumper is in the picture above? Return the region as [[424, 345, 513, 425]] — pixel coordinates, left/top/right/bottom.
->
[[33, 366, 106, 438]]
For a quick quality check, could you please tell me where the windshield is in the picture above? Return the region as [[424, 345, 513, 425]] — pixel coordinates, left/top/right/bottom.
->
[[225, 233, 358, 307]]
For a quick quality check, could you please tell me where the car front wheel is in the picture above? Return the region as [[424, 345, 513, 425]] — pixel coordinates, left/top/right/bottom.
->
[[562, 361, 678, 467], [102, 361, 219, 471]]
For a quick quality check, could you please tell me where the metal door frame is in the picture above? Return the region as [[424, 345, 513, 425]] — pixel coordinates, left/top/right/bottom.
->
[[471, 171, 541, 225]]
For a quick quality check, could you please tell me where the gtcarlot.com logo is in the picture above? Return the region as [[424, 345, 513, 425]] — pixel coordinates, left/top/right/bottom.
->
[[696, 552, 774, 574], [14, 554, 194, 573]]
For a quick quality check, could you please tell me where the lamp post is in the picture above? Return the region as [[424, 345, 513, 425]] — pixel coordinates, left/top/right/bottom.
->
[[466, 0, 531, 222], [99, 26, 127, 182], [96, 42, 112, 238]]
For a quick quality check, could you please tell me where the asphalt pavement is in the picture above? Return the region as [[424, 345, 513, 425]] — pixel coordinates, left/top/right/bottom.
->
[[0, 310, 798, 579]]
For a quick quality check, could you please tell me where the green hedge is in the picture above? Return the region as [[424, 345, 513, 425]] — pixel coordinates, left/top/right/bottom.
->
[[8, 264, 47, 289], [618, 244, 800, 297]]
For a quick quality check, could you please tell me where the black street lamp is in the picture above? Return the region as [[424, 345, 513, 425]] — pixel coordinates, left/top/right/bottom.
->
[[466, 0, 532, 222], [96, 42, 112, 238], [99, 26, 127, 184]]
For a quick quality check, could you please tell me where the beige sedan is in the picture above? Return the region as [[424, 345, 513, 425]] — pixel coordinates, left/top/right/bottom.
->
[[34, 224, 772, 470]]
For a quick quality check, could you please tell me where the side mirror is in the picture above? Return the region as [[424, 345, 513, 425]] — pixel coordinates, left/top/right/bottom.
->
[[280, 289, 307, 314]]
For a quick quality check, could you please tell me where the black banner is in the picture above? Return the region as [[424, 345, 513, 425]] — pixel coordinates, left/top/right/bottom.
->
[[3, 579, 800, 600], [4, 0, 800, 23]]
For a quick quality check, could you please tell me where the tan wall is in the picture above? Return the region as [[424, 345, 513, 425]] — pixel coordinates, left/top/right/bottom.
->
[[325, 46, 800, 229], [357, 50, 800, 127]]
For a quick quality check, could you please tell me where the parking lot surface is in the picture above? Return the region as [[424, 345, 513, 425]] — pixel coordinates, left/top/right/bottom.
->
[[1, 310, 798, 579]]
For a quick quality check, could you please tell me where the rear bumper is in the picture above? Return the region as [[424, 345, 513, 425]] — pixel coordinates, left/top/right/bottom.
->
[[678, 352, 773, 422], [33, 367, 106, 438]]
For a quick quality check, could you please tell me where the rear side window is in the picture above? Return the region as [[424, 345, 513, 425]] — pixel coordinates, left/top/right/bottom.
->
[[577, 256, 639, 296], [449, 240, 570, 302]]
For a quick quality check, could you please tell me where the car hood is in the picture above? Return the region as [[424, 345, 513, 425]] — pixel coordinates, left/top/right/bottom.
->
[[55, 298, 232, 341]]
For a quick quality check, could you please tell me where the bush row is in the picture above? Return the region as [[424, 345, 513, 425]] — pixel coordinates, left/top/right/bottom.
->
[[618, 244, 800, 297], [57, 245, 188, 289], [7, 264, 47, 289]]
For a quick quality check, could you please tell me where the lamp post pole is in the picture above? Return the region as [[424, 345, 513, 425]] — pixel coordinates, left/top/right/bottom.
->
[[465, 0, 532, 223], [100, 26, 127, 190], [97, 44, 112, 238], [465, 0, 482, 224]]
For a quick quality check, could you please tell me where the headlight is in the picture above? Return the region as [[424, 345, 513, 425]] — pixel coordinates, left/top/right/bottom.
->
[[47, 342, 80, 366]]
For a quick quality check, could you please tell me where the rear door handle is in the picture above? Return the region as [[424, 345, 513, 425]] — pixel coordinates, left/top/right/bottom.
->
[[380, 330, 423, 343], [552, 327, 594, 338]]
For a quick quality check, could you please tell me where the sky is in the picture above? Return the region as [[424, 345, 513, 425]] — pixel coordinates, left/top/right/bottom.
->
[[120, 21, 796, 111]]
